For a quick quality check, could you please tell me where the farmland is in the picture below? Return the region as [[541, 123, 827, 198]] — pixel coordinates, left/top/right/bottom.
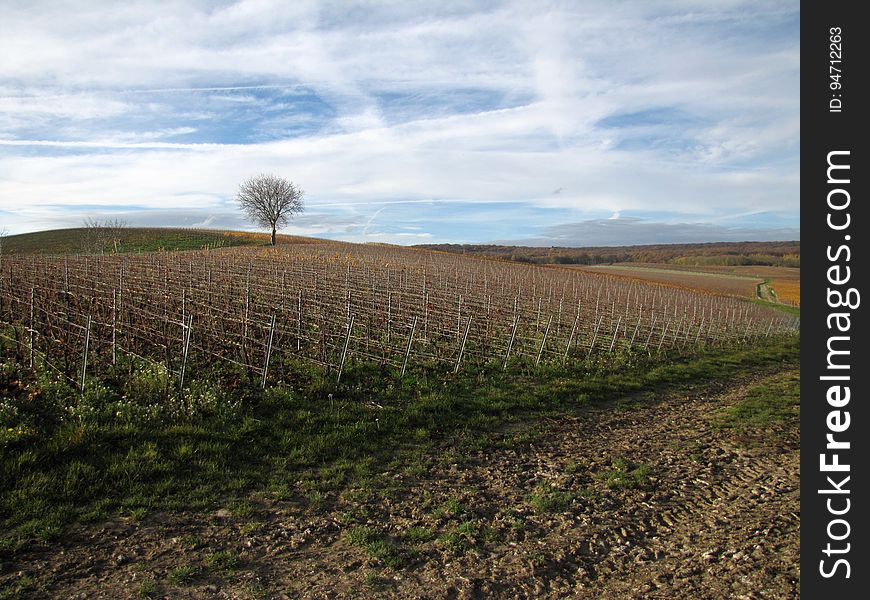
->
[[569, 264, 800, 307], [0, 240, 796, 390], [0, 233, 800, 598]]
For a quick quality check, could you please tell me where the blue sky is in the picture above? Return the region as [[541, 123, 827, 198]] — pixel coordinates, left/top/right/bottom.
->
[[0, 0, 799, 246]]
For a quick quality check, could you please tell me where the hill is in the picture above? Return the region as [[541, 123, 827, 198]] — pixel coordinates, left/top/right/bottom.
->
[[0, 227, 313, 255], [416, 241, 800, 268]]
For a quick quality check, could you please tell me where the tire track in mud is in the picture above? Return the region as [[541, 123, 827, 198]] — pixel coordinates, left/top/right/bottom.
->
[[0, 369, 799, 599]]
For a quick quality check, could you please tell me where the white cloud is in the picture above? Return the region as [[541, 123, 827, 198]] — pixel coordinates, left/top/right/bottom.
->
[[0, 0, 799, 242]]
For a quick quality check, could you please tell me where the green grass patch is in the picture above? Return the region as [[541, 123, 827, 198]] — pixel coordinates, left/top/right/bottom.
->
[[716, 369, 800, 430], [167, 564, 199, 586], [527, 483, 584, 513], [345, 526, 406, 569], [205, 550, 241, 572], [0, 335, 798, 548], [596, 458, 652, 490]]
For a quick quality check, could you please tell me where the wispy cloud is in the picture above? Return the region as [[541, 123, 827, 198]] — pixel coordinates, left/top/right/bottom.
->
[[0, 0, 798, 244]]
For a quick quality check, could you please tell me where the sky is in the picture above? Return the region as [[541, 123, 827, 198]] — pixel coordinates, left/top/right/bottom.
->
[[0, 0, 799, 246]]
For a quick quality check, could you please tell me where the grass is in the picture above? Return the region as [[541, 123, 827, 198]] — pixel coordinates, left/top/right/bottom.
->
[[345, 526, 406, 569], [205, 550, 241, 572], [1, 227, 326, 256], [167, 564, 198, 585], [596, 458, 652, 490], [1, 227, 264, 255], [136, 578, 158, 598], [0, 334, 799, 549], [527, 484, 584, 513], [0, 573, 34, 599], [716, 369, 800, 431]]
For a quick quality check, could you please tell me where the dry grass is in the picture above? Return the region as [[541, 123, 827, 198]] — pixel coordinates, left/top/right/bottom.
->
[[572, 265, 762, 298], [770, 279, 800, 305]]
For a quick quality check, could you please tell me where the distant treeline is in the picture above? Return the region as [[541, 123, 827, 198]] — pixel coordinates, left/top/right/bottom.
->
[[417, 241, 801, 268]]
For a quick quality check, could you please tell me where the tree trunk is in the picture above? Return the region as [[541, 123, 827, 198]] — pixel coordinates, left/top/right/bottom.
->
[[271, 225, 276, 246]]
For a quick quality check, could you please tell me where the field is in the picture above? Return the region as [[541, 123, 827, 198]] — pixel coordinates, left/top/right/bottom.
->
[[569, 264, 801, 307], [0, 231, 800, 598]]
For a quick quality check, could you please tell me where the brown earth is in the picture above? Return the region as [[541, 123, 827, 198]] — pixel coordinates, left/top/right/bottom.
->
[[1, 370, 799, 599]]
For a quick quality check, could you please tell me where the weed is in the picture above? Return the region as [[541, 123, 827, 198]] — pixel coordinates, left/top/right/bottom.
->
[[346, 527, 406, 569], [136, 578, 158, 598], [167, 565, 198, 585], [364, 570, 388, 591], [431, 498, 464, 521], [528, 484, 581, 513], [405, 526, 434, 544], [0, 573, 34, 599], [597, 458, 652, 490], [716, 370, 799, 431], [206, 550, 241, 572], [180, 534, 205, 550]]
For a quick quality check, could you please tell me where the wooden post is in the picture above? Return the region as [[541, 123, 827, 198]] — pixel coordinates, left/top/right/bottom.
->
[[536, 315, 552, 365], [179, 314, 193, 390], [262, 314, 276, 388], [503, 314, 519, 370], [401, 316, 417, 376], [80, 315, 91, 393], [337, 315, 354, 383], [454, 316, 472, 373]]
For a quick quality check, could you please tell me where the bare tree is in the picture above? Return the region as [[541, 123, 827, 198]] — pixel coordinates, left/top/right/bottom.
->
[[81, 217, 128, 253], [236, 174, 305, 245], [104, 218, 129, 253]]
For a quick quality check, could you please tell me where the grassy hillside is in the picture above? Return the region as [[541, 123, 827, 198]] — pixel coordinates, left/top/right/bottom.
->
[[0, 228, 313, 255]]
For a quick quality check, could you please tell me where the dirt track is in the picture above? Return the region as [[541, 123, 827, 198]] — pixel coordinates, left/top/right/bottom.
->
[[1, 369, 799, 599]]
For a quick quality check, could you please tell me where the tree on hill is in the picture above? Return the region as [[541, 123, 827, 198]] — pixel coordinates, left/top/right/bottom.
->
[[236, 174, 305, 246], [81, 217, 128, 253]]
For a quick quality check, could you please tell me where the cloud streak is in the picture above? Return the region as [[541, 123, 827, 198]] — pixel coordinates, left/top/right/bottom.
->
[[0, 0, 799, 244]]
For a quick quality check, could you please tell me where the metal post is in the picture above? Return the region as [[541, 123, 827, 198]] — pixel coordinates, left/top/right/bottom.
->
[[643, 314, 657, 351], [337, 315, 354, 383], [503, 314, 519, 370], [629, 314, 641, 348], [179, 314, 193, 390], [297, 289, 303, 351], [657, 320, 670, 352], [536, 315, 552, 365], [29, 287, 34, 368], [587, 315, 603, 359], [80, 315, 91, 393], [401, 316, 417, 376], [112, 288, 117, 365], [454, 316, 472, 373], [608, 316, 622, 353], [262, 314, 276, 388], [563, 314, 579, 362]]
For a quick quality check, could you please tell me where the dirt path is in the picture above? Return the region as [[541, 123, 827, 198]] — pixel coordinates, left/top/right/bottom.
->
[[1, 370, 799, 599]]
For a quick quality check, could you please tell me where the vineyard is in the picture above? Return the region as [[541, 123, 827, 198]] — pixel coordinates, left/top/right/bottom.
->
[[0, 240, 799, 391]]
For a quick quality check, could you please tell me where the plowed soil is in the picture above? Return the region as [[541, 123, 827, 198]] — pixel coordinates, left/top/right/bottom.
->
[[1, 369, 799, 599]]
